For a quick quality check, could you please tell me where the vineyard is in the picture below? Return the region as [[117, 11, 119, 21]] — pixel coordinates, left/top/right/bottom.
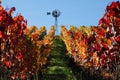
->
[[0, 1, 120, 80]]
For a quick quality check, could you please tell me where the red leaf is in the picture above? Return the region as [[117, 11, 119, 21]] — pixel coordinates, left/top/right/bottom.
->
[[101, 53, 106, 59], [98, 18, 106, 25], [97, 28, 105, 36], [115, 18, 120, 26], [106, 6, 111, 11], [21, 74, 26, 80], [0, 5, 3, 10], [18, 15, 24, 22], [67, 31, 71, 35], [109, 11, 115, 17], [0, 31, 2, 38], [16, 51, 23, 59], [100, 59, 106, 66], [0, 16, 3, 21], [109, 53, 115, 60], [5, 61, 11, 67], [111, 2, 118, 9], [94, 43, 101, 51], [102, 42, 109, 50], [116, 35, 120, 43], [75, 32, 81, 39], [8, 7, 16, 15]]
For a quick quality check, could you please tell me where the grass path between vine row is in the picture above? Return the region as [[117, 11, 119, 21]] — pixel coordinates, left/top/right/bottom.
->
[[40, 36, 113, 80], [42, 36, 76, 80]]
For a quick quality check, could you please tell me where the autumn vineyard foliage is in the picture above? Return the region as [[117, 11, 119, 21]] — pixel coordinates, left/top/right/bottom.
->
[[61, 1, 120, 79], [0, 3, 55, 79], [0, 1, 120, 80]]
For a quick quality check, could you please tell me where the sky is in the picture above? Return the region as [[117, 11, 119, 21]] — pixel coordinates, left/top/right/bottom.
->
[[1, 0, 119, 32]]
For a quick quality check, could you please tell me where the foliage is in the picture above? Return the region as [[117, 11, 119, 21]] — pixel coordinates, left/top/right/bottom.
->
[[61, 1, 120, 80], [0, 0, 120, 80], [0, 3, 55, 79]]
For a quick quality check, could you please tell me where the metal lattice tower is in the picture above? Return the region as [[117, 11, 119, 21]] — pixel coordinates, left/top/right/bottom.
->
[[47, 9, 61, 35]]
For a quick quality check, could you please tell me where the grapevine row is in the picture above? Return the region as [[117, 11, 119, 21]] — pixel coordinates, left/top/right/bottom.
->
[[0, 3, 55, 79], [61, 1, 120, 79]]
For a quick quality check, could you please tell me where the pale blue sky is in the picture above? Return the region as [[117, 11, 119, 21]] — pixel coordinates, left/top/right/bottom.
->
[[2, 0, 118, 31]]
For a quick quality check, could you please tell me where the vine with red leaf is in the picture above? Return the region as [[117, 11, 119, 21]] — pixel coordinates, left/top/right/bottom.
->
[[0, 3, 55, 79], [61, 1, 120, 79]]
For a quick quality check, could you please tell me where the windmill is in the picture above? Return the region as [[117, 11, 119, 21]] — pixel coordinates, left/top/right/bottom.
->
[[47, 9, 61, 35]]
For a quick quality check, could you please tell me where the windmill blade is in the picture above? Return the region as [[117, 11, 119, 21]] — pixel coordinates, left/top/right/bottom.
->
[[47, 12, 51, 15]]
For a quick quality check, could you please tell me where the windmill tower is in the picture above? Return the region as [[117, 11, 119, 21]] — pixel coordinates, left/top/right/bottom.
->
[[47, 9, 61, 35]]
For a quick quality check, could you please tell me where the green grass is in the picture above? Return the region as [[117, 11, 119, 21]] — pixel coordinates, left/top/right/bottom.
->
[[42, 36, 76, 80]]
